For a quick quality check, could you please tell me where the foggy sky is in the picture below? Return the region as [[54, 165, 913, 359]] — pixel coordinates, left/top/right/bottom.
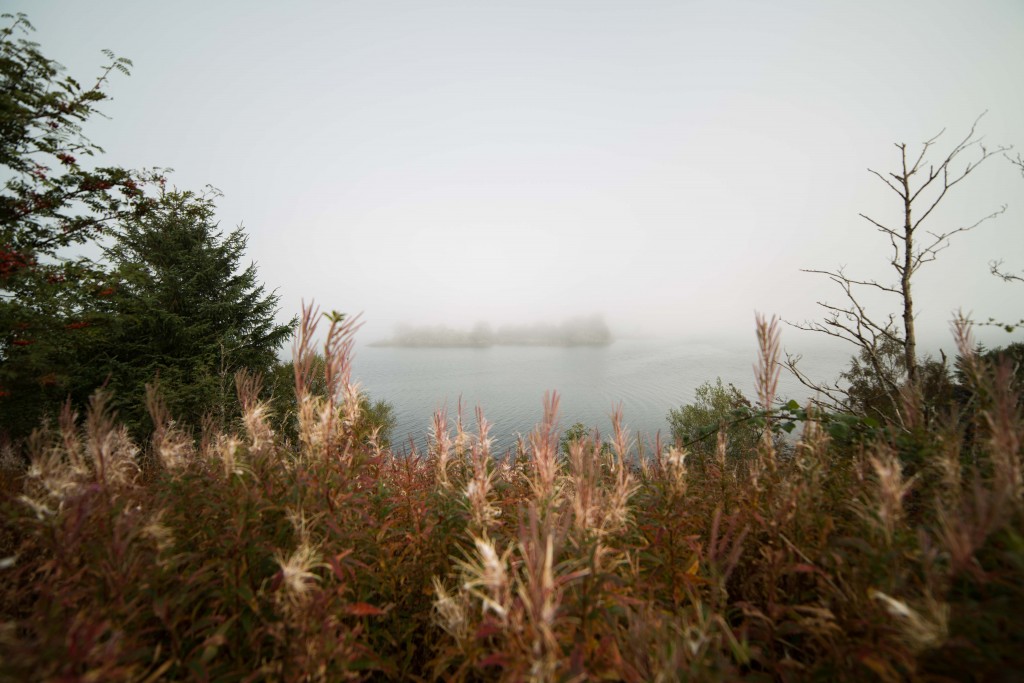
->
[[10, 0, 1024, 353]]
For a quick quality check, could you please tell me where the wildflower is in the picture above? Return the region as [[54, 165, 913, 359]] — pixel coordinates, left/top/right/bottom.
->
[[870, 589, 949, 651], [275, 543, 322, 603], [430, 408, 453, 489], [142, 512, 175, 555], [241, 399, 273, 453], [868, 448, 915, 544], [664, 446, 688, 497], [19, 494, 54, 520], [458, 535, 512, 622], [215, 435, 242, 476], [432, 577, 470, 639]]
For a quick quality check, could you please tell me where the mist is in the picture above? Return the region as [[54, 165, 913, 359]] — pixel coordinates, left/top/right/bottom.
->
[[9, 0, 1024, 358]]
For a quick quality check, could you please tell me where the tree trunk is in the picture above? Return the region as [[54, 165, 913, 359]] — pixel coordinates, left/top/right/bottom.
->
[[902, 178, 918, 388]]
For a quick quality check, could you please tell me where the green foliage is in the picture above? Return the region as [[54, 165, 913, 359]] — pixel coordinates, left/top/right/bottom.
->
[[98, 189, 294, 434], [560, 422, 590, 456], [978, 342, 1024, 393], [836, 336, 957, 430], [839, 336, 906, 421], [0, 13, 164, 438], [356, 395, 398, 447], [667, 378, 760, 459]]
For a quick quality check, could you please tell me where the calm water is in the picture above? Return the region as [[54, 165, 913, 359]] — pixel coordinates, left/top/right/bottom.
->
[[350, 338, 847, 453]]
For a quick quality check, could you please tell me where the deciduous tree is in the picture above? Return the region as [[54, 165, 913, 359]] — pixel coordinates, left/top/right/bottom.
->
[[0, 12, 163, 437], [787, 116, 1008, 425]]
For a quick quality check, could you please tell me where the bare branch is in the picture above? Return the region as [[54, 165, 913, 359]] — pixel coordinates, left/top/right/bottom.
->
[[910, 130, 944, 176], [782, 350, 848, 410], [911, 145, 1008, 231], [912, 205, 1007, 272], [858, 213, 900, 237], [1007, 151, 1024, 177], [867, 168, 905, 198], [990, 259, 1024, 284], [802, 268, 900, 295]]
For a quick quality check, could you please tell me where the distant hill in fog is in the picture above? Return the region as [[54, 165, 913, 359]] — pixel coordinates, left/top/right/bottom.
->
[[371, 316, 612, 347]]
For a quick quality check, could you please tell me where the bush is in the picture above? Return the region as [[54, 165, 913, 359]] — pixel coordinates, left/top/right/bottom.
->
[[3, 309, 1022, 680], [667, 377, 761, 461]]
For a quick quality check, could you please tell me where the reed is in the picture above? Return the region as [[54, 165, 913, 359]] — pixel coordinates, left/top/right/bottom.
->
[[1, 305, 1021, 681]]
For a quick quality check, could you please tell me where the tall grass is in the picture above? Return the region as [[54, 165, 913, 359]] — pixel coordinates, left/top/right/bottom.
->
[[1, 305, 1022, 681]]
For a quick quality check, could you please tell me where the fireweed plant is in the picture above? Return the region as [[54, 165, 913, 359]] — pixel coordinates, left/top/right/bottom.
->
[[0, 307, 1022, 681]]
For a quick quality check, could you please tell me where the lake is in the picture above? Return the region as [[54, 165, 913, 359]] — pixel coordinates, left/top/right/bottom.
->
[[350, 337, 849, 453]]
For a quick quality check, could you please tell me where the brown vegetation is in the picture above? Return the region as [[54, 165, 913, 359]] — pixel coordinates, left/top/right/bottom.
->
[[1, 305, 1022, 681]]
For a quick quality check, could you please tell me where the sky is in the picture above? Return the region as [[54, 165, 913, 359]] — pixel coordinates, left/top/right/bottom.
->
[[10, 0, 1024, 354]]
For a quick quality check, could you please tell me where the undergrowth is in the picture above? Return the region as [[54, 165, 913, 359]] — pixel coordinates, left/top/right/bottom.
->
[[0, 307, 1021, 682]]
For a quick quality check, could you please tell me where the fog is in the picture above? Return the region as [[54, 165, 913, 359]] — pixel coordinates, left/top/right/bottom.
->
[[10, 0, 1024, 356]]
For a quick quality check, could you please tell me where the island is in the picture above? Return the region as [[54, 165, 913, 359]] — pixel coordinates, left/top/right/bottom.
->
[[371, 316, 612, 347]]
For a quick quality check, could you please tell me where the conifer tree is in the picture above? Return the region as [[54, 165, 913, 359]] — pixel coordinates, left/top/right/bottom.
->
[[99, 188, 294, 432]]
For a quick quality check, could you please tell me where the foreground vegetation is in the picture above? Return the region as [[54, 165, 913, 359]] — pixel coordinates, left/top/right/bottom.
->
[[1, 308, 1021, 681], [3, 11, 1023, 681]]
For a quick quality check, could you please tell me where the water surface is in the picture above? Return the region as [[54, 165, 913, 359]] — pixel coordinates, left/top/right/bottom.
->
[[350, 338, 846, 453]]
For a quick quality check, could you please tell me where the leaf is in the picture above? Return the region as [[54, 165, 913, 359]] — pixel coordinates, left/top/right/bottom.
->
[[475, 621, 502, 639], [346, 602, 385, 617], [479, 652, 510, 667]]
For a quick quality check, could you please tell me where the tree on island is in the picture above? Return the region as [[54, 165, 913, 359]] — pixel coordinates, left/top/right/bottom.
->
[[381, 316, 612, 347]]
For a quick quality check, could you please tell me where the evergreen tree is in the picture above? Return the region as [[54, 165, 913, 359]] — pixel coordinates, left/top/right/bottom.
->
[[99, 188, 294, 433]]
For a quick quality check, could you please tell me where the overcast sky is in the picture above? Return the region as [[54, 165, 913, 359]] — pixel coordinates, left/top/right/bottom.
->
[[11, 0, 1024, 351]]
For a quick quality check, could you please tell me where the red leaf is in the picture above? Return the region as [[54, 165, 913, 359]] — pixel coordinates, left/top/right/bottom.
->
[[478, 653, 509, 668], [475, 620, 502, 639], [345, 602, 385, 617]]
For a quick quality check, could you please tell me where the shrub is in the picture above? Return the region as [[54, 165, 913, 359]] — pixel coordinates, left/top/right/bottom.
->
[[1, 308, 1022, 681]]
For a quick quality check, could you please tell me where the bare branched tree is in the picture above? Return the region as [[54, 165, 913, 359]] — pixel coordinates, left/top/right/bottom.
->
[[989, 153, 1024, 285], [787, 114, 1009, 423], [978, 153, 1024, 332]]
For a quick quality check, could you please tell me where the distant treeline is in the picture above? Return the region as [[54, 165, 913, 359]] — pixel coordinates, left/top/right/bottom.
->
[[373, 315, 612, 347]]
